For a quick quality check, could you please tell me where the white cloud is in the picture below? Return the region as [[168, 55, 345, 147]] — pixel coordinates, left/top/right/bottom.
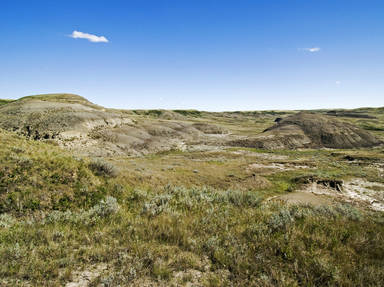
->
[[302, 47, 321, 52], [335, 81, 341, 85], [70, 30, 108, 43]]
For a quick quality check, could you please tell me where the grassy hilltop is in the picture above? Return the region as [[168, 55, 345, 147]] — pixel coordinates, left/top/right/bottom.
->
[[0, 95, 384, 286], [0, 99, 15, 106]]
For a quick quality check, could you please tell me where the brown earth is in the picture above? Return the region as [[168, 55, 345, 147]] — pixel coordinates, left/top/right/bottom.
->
[[0, 94, 229, 156], [229, 112, 382, 149], [1, 95, 382, 156]]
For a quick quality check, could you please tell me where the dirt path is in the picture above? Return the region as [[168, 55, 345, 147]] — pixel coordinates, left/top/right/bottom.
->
[[270, 192, 333, 206]]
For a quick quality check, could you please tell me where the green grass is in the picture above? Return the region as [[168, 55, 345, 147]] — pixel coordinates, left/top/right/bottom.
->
[[0, 99, 15, 106], [173, 109, 202, 117], [131, 109, 164, 117], [360, 122, 384, 131], [1, 185, 383, 286], [0, 129, 120, 214], [1, 101, 384, 286], [17, 93, 102, 109]]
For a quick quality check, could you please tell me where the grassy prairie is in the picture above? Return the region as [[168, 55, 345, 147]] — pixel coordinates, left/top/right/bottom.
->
[[1, 99, 384, 286], [1, 126, 384, 286]]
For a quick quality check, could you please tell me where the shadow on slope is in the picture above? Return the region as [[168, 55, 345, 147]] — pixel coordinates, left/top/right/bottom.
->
[[229, 112, 382, 150]]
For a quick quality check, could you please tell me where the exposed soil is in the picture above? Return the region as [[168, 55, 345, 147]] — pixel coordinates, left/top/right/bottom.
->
[[1, 95, 382, 157], [271, 192, 333, 206], [0, 94, 230, 157], [297, 179, 384, 211], [326, 110, 377, 119], [247, 162, 310, 174], [65, 264, 107, 287], [230, 150, 289, 160], [230, 112, 382, 150]]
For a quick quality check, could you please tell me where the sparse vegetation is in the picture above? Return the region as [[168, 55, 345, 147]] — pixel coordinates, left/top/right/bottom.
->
[[0, 99, 14, 106], [0, 95, 384, 286], [359, 121, 384, 131], [0, 129, 119, 213], [1, 180, 383, 286], [19, 93, 101, 109], [173, 109, 202, 117]]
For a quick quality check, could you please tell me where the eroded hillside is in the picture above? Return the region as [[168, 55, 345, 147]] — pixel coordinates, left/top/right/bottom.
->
[[1, 94, 382, 157], [0, 94, 234, 156], [230, 112, 382, 149], [1, 94, 384, 286]]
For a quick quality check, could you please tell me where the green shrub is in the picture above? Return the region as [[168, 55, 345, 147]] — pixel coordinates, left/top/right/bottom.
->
[[152, 260, 172, 280], [267, 208, 294, 232], [44, 196, 120, 225], [335, 204, 361, 221], [0, 213, 17, 228], [220, 189, 261, 207], [172, 110, 202, 117], [89, 159, 119, 177], [142, 194, 172, 217], [92, 196, 120, 217]]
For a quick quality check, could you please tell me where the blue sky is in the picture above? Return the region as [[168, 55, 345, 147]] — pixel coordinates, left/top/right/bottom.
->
[[0, 0, 383, 111]]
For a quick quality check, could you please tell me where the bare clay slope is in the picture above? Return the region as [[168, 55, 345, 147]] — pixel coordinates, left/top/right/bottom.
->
[[0, 93, 132, 140], [0, 94, 228, 156], [1, 94, 381, 154], [231, 112, 382, 149]]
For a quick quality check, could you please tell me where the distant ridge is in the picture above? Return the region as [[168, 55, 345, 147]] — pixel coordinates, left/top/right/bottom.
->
[[17, 93, 103, 109], [0, 93, 227, 156], [230, 112, 382, 150]]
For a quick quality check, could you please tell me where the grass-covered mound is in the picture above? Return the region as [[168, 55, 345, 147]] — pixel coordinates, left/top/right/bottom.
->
[[0, 129, 118, 214], [18, 93, 101, 109], [0, 99, 14, 106], [0, 93, 122, 140]]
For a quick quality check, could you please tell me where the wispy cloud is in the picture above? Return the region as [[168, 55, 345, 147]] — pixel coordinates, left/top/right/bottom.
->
[[70, 30, 108, 43], [335, 81, 341, 85], [301, 47, 321, 53]]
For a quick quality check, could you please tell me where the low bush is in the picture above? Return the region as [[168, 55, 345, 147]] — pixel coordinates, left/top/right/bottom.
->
[[0, 213, 17, 228], [139, 186, 262, 217], [44, 196, 120, 225], [89, 159, 119, 177]]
